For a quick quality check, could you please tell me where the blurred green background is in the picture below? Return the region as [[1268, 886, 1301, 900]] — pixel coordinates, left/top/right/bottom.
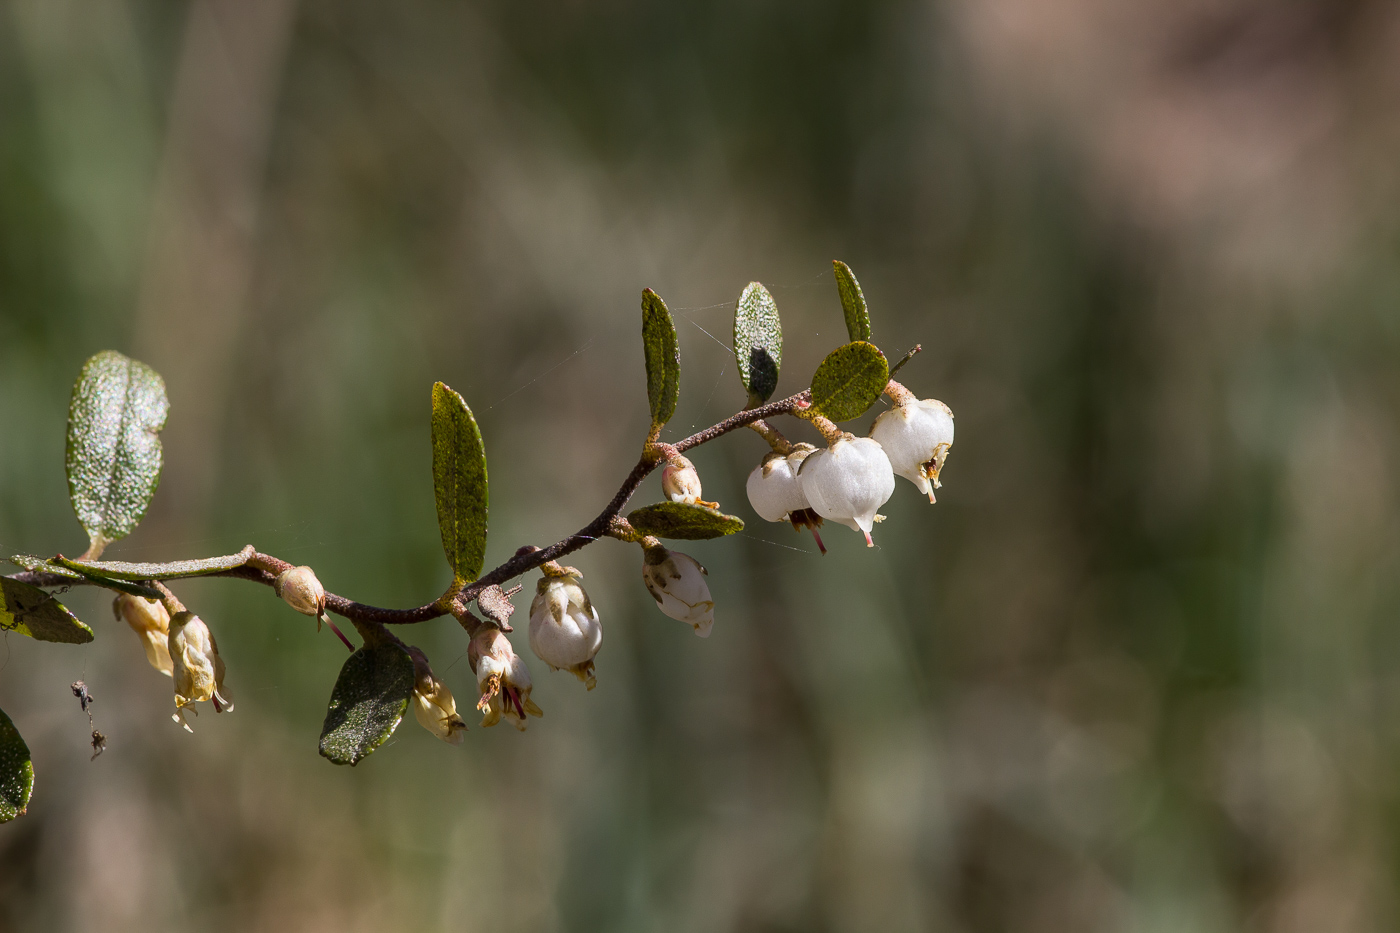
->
[[4, 1, 1400, 930]]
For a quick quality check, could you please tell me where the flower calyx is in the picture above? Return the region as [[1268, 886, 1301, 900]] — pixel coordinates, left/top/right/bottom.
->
[[113, 593, 174, 676], [641, 544, 715, 637], [529, 563, 602, 689], [407, 646, 467, 745], [167, 611, 233, 732], [468, 627, 542, 730]]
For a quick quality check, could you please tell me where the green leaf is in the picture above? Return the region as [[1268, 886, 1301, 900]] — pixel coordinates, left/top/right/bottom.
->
[[319, 642, 416, 766], [627, 501, 745, 540], [431, 383, 488, 588], [66, 351, 170, 556], [641, 289, 680, 427], [41, 562, 162, 600], [7, 555, 82, 581], [51, 546, 255, 582], [809, 341, 889, 422], [833, 260, 871, 343], [0, 708, 33, 823], [0, 579, 94, 644], [733, 282, 783, 405]]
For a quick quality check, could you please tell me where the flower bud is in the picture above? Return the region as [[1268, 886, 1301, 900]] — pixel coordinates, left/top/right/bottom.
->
[[528, 565, 602, 689], [112, 594, 174, 676], [661, 454, 718, 508], [408, 647, 467, 745], [468, 628, 543, 731], [167, 611, 233, 732], [273, 565, 326, 619], [869, 398, 954, 502], [642, 546, 714, 637], [797, 435, 895, 546]]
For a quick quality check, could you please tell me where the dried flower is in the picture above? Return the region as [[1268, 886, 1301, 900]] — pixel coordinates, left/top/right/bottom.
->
[[408, 647, 467, 745], [528, 564, 602, 689], [798, 435, 895, 546], [113, 594, 173, 676], [167, 611, 233, 732], [869, 398, 954, 502], [468, 627, 542, 731], [642, 546, 714, 637]]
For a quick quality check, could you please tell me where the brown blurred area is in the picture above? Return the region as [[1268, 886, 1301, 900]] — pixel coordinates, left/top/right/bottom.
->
[[4, 1, 1400, 930]]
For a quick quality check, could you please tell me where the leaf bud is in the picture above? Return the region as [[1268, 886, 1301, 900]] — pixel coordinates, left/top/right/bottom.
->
[[528, 564, 602, 689], [642, 545, 715, 637], [869, 398, 954, 501], [468, 627, 543, 731], [797, 435, 895, 546], [167, 611, 233, 733], [112, 594, 174, 676], [407, 647, 467, 745]]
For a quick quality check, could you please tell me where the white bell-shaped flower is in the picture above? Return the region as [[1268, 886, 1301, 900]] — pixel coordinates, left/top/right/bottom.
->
[[798, 435, 895, 546], [408, 647, 467, 745], [167, 611, 233, 732], [528, 565, 602, 689], [642, 546, 714, 637], [468, 627, 543, 731], [745, 444, 815, 522], [870, 398, 954, 502], [113, 594, 174, 676]]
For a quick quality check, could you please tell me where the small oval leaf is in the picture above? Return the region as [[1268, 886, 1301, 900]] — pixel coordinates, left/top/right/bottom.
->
[[734, 282, 783, 405], [0, 708, 34, 823], [319, 642, 415, 766], [0, 579, 94, 644], [431, 383, 488, 588], [833, 260, 871, 343], [52, 546, 255, 582], [66, 351, 170, 556], [627, 501, 745, 540], [809, 341, 889, 422], [641, 289, 680, 428]]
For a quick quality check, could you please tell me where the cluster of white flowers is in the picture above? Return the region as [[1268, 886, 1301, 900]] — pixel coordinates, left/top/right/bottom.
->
[[746, 395, 954, 547]]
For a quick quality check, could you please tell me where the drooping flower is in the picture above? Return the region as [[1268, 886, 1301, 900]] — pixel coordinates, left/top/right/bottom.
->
[[468, 627, 543, 731], [642, 546, 714, 637], [745, 443, 827, 553], [167, 611, 233, 732], [798, 435, 895, 546], [869, 398, 954, 502], [528, 564, 602, 689], [408, 647, 467, 745], [112, 594, 174, 676]]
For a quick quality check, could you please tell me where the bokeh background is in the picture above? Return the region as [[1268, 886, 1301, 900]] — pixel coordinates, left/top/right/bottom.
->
[[3, 1, 1400, 930]]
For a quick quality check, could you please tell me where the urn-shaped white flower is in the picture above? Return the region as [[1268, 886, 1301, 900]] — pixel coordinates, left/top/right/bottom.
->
[[408, 647, 467, 745], [642, 546, 714, 637], [468, 627, 543, 731], [167, 611, 233, 732], [870, 398, 954, 502], [113, 594, 174, 676], [798, 435, 895, 546], [745, 444, 816, 523], [528, 565, 602, 689]]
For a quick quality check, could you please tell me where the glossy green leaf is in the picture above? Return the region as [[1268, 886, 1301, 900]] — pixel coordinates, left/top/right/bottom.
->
[[52, 546, 255, 582], [641, 289, 680, 427], [66, 351, 170, 556], [733, 282, 782, 405], [431, 383, 488, 587], [809, 341, 889, 422], [833, 260, 871, 343], [0, 708, 33, 823], [319, 642, 415, 766], [0, 579, 94, 644], [627, 501, 745, 540]]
